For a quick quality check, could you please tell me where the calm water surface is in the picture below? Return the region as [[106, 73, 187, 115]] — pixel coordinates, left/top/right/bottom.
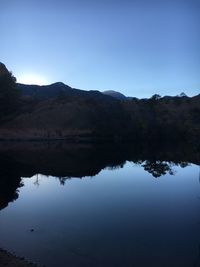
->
[[0, 144, 200, 267]]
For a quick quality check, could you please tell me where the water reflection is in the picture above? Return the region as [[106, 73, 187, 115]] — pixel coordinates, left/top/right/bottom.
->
[[0, 142, 200, 267], [0, 141, 199, 210]]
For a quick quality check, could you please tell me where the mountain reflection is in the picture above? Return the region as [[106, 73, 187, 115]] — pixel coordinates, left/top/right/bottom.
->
[[0, 141, 199, 210]]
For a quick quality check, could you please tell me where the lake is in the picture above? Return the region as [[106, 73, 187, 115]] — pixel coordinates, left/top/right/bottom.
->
[[0, 142, 200, 267]]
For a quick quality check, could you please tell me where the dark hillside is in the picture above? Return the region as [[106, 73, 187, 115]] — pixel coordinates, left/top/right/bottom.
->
[[0, 90, 129, 140], [0, 63, 200, 142], [18, 82, 116, 102]]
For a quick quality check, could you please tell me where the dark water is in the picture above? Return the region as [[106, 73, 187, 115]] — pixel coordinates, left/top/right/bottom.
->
[[0, 142, 200, 267]]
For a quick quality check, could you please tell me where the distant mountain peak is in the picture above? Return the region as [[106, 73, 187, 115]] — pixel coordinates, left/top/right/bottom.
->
[[50, 82, 66, 86], [48, 82, 72, 90], [102, 90, 126, 100]]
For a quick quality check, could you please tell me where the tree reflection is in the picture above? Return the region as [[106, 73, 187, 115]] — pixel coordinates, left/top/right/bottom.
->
[[141, 161, 175, 178], [0, 163, 23, 210], [0, 141, 199, 210], [141, 160, 190, 178], [33, 174, 40, 187], [58, 176, 71, 185]]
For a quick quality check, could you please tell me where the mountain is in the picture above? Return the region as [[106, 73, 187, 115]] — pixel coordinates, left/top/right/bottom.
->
[[1, 91, 200, 142], [102, 90, 127, 100], [0, 83, 129, 140], [0, 63, 200, 143], [18, 82, 110, 100], [18, 83, 127, 101], [18, 82, 72, 99]]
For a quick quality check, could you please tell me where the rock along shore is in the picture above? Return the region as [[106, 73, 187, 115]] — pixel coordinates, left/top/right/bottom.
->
[[0, 248, 42, 267]]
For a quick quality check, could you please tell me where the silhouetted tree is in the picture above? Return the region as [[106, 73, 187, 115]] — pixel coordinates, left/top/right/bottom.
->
[[0, 62, 20, 120], [179, 92, 187, 97], [151, 94, 161, 101]]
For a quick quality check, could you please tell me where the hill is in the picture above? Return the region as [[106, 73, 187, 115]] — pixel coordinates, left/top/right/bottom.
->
[[1, 91, 200, 142], [18, 82, 111, 101], [0, 63, 200, 143], [0, 85, 129, 140], [102, 90, 127, 100]]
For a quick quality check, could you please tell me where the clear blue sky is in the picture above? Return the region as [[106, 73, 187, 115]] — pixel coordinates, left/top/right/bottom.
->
[[1, 0, 199, 97]]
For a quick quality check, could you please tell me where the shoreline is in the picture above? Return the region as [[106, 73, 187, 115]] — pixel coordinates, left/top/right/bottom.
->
[[0, 248, 41, 267]]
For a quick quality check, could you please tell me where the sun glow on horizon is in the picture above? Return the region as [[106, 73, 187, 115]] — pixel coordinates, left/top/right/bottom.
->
[[17, 73, 49, 85]]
